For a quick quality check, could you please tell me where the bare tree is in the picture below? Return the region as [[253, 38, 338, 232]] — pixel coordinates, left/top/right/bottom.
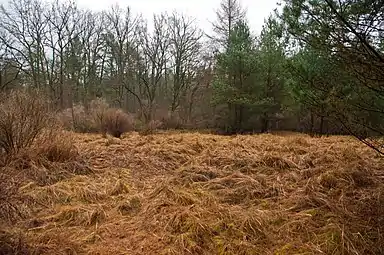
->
[[168, 12, 203, 116], [0, 40, 21, 90], [44, 0, 80, 108], [184, 47, 214, 125], [209, 0, 246, 50], [103, 5, 139, 109], [0, 0, 48, 89], [128, 14, 170, 123], [68, 10, 105, 103]]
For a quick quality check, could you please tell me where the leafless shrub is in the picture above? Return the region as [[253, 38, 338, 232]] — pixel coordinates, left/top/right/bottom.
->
[[4, 129, 93, 186], [89, 98, 110, 133], [56, 108, 73, 130], [140, 119, 163, 136], [57, 104, 91, 132], [70, 105, 88, 132], [71, 104, 98, 133], [102, 109, 134, 138], [161, 113, 183, 129], [58, 104, 101, 133], [0, 89, 53, 155]]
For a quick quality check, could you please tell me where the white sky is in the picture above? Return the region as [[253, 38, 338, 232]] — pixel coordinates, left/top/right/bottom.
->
[[0, 0, 280, 35], [75, 0, 280, 35]]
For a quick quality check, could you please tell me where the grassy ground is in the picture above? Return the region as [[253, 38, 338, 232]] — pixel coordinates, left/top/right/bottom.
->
[[1, 131, 383, 254]]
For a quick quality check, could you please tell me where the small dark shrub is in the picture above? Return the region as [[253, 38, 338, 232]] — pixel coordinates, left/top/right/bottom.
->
[[102, 109, 134, 138]]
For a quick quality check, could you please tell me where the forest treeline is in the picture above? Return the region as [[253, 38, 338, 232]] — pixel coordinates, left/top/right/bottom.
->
[[0, 0, 383, 152]]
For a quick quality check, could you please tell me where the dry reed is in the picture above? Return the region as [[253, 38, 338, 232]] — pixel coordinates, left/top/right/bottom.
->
[[0, 131, 383, 254]]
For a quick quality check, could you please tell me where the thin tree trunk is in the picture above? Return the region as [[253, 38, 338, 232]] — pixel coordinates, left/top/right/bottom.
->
[[261, 112, 269, 133], [319, 116, 324, 136], [309, 111, 314, 136]]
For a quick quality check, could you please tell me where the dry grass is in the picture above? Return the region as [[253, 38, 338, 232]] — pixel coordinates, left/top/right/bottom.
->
[[0, 131, 383, 254]]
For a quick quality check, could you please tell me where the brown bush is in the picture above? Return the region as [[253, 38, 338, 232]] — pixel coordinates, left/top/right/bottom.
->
[[58, 99, 115, 134], [3, 129, 93, 187], [56, 108, 73, 130], [161, 113, 183, 129], [70, 105, 93, 132], [140, 119, 163, 135], [89, 98, 110, 132], [102, 109, 134, 138], [151, 109, 183, 130], [0, 89, 53, 155], [58, 104, 99, 133]]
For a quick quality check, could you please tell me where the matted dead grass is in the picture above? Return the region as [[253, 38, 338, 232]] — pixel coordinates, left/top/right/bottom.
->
[[1, 131, 383, 254]]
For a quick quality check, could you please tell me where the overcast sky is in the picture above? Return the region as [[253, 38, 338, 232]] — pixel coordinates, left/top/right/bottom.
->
[[0, 0, 280, 35], [75, 0, 280, 35]]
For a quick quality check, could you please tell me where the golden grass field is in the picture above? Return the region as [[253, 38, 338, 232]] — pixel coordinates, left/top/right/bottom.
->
[[1, 131, 383, 254]]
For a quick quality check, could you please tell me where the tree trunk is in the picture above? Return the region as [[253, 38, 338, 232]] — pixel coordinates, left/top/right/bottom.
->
[[309, 111, 314, 136], [261, 112, 269, 133], [319, 116, 324, 136]]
